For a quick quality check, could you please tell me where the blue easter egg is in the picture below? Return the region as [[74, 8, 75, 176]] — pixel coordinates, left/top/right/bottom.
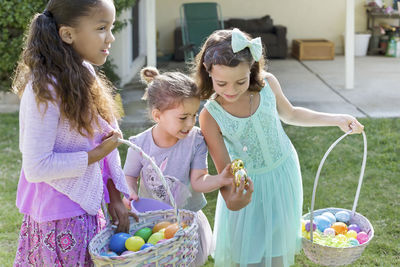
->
[[322, 212, 336, 224], [100, 251, 118, 257], [140, 243, 154, 250], [335, 211, 350, 224], [314, 215, 331, 232], [109, 232, 131, 254], [348, 237, 360, 246]]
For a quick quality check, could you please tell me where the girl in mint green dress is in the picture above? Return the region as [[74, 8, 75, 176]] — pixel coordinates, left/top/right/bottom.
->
[[196, 28, 364, 267]]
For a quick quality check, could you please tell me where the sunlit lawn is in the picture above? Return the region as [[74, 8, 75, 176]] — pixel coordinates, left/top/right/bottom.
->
[[1, 113, 399, 266]]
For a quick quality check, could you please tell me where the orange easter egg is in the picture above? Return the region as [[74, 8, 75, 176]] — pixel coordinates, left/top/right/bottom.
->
[[331, 222, 348, 235], [152, 221, 172, 233], [164, 223, 179, 239]]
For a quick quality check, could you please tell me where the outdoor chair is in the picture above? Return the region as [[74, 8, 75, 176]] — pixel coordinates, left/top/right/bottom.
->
[[179, 2, 224, 62]]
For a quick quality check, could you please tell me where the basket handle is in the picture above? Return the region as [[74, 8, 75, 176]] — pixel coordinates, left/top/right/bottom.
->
[[118, 138, 180, 225], [309, 130, 367, 242]]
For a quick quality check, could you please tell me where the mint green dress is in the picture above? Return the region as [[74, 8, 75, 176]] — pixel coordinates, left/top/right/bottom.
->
[[205, 81, 303, 267]]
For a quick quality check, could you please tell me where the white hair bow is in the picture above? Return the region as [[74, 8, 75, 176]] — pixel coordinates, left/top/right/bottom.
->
[[231, 28, 263, 62]]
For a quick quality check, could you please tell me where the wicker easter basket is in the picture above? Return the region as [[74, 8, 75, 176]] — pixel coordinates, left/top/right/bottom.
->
[[302, 131, 374, 266], [89, 139, 199, 266]]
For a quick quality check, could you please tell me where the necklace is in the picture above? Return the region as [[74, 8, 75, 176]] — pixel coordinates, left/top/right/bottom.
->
[[242, 93, 254, 153], [249, 93, 254, 116]]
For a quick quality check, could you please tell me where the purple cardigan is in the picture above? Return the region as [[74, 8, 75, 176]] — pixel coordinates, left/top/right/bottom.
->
[[17, 80, 130, 222]]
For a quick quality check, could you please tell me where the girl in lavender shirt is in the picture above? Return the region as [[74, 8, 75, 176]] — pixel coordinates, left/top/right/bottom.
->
[[12, 0, 137, 266], [123, 67, 246, 266]]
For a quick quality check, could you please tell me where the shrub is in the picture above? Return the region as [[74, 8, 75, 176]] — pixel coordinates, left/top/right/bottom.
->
[[0, 0, 136, 91]]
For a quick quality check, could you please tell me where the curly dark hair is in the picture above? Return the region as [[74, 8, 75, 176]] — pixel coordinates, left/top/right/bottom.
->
[[12, 0, 118, 137], [193, 29, 267, 100]]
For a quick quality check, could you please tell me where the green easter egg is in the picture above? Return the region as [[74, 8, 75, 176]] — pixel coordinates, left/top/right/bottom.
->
[[148, 232, 164, 245], [134, 227, 153, 242]]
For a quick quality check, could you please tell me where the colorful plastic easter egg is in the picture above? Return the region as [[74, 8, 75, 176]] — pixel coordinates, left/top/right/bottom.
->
[[305, 220, 316, 232], [348, 224, 361, 233], [314, 215, 331, 232], [134, 227, 153, 242], [357, 231, 369, 244], [158, 228, 166, 234], [100, 251, 118, 257], [335, 211, 350, 224], [140, 243, 154, 251], [323, 227, 336, 237], [321, 212, 336, 224], [152, 221, 172, 233], [302, 231, 310, 240], [164, 223, 179, 239], [301, 220, 306, 232], [331, 222, 348, 235], [109, 232, 131, 254], [125, 236, 145, 252], [148, 232, 164, 245], [348, 237, 359, 246], [346, 230, 357, 239]]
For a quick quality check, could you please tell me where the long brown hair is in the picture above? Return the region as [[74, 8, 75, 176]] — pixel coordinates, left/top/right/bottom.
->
[[12, 0, 119, 137], [193, 29, 266, 100]]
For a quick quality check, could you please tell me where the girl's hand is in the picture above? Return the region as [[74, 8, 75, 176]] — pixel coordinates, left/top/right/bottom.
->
[[88, 130, 123, 164], [129, 192, 139, 202], [223, 177, 254, 211], [108, 199, 139, 233], [122, 196, 131, 210], [337, 115, 364, 134], [218, 164, 234, 187], [100, 130, 123, 151]]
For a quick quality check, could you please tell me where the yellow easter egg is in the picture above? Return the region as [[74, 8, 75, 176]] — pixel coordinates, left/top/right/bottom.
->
[[346, 230, 357, 239], [301, 220, 306, 232]]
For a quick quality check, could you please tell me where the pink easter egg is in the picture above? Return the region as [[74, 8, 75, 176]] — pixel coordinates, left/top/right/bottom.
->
[[356, 231, 369, 244], [323, 228, 336, 237]]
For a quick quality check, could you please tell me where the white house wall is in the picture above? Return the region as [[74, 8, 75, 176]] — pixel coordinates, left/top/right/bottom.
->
[[155, 0, 394, 56], [109, 1, 147, 86]]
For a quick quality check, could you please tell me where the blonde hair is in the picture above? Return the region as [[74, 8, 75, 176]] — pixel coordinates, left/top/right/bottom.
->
[[140, 67, 199, 112]]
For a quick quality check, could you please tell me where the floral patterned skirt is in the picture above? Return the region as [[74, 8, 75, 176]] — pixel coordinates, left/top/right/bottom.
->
[[14, 212, 106, 267]]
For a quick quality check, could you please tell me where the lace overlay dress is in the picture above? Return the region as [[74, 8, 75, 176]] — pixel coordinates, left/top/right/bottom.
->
[[205, 81, 303, 267]]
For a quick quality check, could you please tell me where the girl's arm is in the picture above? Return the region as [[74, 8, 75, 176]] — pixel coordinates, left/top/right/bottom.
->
[[126, 175, 139, 200], [199, 108, 254, 211], [190, 165, 233, 193], [107, 179, 139, 233], [265, 73, 364, 133], [21, 87, 88, 182], [87, 130, 122, 165]]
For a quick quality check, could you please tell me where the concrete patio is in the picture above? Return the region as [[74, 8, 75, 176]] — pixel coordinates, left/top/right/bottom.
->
[[120, 55, 400, 128]]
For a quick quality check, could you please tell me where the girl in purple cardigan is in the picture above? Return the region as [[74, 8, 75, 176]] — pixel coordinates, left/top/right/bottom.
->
[[12, 0, 136, 266]]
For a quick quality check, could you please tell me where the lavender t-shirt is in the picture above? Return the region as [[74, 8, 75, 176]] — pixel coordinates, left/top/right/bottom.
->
[[123, 126, 207, 212]]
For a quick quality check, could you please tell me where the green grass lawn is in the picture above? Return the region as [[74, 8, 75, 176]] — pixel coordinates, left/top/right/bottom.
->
[[1, 113, 399, 266]]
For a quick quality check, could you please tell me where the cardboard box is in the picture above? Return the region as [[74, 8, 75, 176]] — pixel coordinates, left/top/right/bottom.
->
[[292, 39, 335, 60]]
